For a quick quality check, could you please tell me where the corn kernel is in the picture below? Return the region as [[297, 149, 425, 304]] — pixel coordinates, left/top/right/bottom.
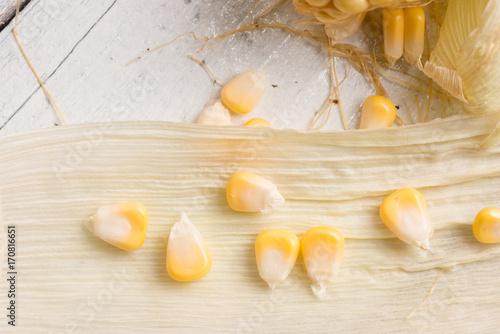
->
[[245, 118, 273, 128], [403, 7, 425, 64], [380, 188, 433, 250], [315, 10, 342, 24], [301, 226, 344, 299], [86, 202, 148, 251], [255, 229, 300, 289], [473, 208, 500, 244], [359, 95, 397, 129], [383, 8, 404, 64], [226, 171, 284, 213], [166, 212, 212, 282], [321, 3, 352, 20], [221, 70, 267, 114], [304, 0, 330, 7], [369, 0, 393, 5], [197, 100, 231, 125], [334, 0, 369, 14]]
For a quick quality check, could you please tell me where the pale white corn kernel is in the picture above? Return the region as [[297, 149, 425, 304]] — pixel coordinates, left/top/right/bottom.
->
[[221, 70, 267, 114], [197, 100, 231, 126], [301, 226, 345, 299], [334, 0, 369, 14], [380, 188, 434, 250], [226, 171, 284, 213], [255, 229, 300, 289]]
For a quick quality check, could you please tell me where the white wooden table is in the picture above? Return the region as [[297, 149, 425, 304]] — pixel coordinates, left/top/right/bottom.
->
[[0, 0, 460, 139]]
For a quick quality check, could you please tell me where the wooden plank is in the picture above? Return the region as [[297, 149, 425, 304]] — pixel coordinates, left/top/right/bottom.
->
[[0, 0, 118, 132], [0, 0, 30, 30], [0, 0, 460, 137]]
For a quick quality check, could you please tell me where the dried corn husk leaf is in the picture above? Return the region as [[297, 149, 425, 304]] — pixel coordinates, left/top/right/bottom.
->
[[1, 118, 500, 331], [419, 0, 500, 149], [421, 0, 500, 115]]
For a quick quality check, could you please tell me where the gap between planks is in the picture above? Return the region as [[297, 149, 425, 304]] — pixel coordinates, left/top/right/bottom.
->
[[0, 0, 30, 32]]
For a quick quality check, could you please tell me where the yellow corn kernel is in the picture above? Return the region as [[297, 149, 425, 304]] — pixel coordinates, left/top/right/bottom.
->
[[245, 118, 273, 128], [197, 100, 231, 125], [473, 208, 500, 244], [301, 226, 344, 299], [369, 0, 393, 5], [166, 212, 212, 282], [383, 8, 404, 64], [86, 202, 148, 251], [334, 0, 369, 14], [359, 95, 397, 129], [226, 171, 284, 213], [403, 7, 425, 64], [380, 188, 434, 250], [255, 229, 300, 289], [321, 3, 352, 20], [221, 70, 267, 114], [315, 10, 342, 24], [304, 0, 330, 7]]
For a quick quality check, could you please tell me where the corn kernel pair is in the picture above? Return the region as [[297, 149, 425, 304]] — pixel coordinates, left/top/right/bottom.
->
[[87, 205, 211, 282], [197, 70, 273, 127], [381, 189, 500, 246], [255, 227, 345, 298], [383, 7, 425, 64]]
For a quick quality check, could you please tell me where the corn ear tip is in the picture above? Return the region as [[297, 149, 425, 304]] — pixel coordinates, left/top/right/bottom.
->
[[267, 281, 278, 290], [180, 211, 190, 223], [416, 230, 433, 250], [311, 282, 328, 299], [386, 55, 397, 66], [85, 215, 97, 235], [260, 189, 285, 214], [417, 240, 430, 251]]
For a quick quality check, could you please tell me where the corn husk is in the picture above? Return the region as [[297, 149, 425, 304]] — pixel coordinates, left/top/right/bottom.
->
[[419, 0, 500, 149], [421, 0, 499, 114], [1, 118, 500, 331]]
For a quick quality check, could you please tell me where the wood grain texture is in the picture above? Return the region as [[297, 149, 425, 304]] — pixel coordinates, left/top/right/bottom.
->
[[1, 117, 500, 333], [0, 0, 29, 30], [0, 0, 461, 138]]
